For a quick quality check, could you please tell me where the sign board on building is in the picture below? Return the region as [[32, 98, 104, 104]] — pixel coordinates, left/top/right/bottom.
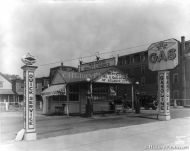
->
[[95, 69, 130, 84], [148, 39, 178, 71], [79, 58, 116, 71]]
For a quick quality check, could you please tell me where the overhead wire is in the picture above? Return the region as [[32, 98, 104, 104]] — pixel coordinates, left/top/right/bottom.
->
[[38, 43, 151, 67]]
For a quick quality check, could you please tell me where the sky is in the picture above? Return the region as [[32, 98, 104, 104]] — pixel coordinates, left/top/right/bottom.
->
[[0, 0, 190, 78]]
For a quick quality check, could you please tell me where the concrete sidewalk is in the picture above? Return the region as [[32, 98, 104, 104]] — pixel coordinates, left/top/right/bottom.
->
[[1, 117, 190, 151]]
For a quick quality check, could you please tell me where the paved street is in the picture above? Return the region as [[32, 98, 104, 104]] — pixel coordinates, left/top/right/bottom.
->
[[1, 107, 190, 145], [0, 110, 156, 143], [0, 110, 190, 151]]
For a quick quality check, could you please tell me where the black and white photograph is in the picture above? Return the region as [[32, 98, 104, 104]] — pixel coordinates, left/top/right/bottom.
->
[[0, 0, 190, 150]]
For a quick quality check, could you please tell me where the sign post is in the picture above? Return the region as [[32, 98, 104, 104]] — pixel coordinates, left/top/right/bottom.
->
[[21, 53, 37, 140], [148, 39, 178, 121], [158, 71, 170, 120]]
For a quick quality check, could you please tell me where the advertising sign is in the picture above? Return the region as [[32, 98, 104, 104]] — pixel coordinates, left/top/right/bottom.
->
[[28, 71, 35, 129], [23, 69, 36, 132], [21, 53, 37, 140], [95, 69, 130, 84], [158, 71, 170, 115], [165, 72, 170, 114], [79, 58, 115, 71], [148, 38, 178, 71]]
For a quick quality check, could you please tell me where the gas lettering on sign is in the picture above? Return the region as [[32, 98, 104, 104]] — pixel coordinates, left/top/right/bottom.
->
[[149, 49, 176, 64], [148, 39, 178, 71]]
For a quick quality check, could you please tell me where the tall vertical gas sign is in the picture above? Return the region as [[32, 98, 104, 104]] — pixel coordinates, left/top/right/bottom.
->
[[21, 53, 37, 140], [148, 38, 178, 120]]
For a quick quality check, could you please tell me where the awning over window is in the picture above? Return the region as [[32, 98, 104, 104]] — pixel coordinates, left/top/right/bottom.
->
[[41, 84, 66, 96]]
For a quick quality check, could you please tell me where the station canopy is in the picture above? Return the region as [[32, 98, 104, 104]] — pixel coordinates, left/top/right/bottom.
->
[[41, 67, 131, 96], [52, 67, 131, 84]]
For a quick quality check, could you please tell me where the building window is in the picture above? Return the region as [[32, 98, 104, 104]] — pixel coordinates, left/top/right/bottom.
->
[[118, 57, 125, 65], [126, 69, 131, 76], [92, 86, 109, 101], [141, 77, 146, 86], [134, 67, 141, 75], [141, 65, 145, 74], [44, 80, 49, 87], [140, 54, 146, 62], [69, 94, 79, 101], [124, 56, 130, 64], [21, 83, 24, 88], [173, 73, 179, 83], [130, 68, 134, 76], [0, 81, 3, 87], [19, 95, 23, 102], [36, 83, 41, 89], [122, 57, 125, 65], [52, 95, 67, 101], [173, 90, 179, 99], [117, 58, 121, 65], [130, 56, 134, 64], [134, 54, 140, 63]]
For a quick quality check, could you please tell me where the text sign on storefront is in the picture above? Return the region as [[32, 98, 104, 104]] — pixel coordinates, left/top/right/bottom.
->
[[148, 39, 178, 71], [79, 58, 116, 71], [96, 69, 130, 84], [158, 71, 170, 115], [28, 71, 35, 129]]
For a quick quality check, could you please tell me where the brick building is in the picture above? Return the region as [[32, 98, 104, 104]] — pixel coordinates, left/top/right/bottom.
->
[[117, 36, 190, 106]]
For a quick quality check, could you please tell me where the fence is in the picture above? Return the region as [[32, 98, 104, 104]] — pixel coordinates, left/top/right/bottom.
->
[[0, 101, 42, 111], [0, 102, 23, 111]]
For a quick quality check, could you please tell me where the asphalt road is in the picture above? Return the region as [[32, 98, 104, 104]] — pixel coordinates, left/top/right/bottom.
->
[[0, 107, 190, 144]]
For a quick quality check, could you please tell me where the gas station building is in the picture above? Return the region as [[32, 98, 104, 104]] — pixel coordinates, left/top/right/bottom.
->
[[41, 64, 132, 115]]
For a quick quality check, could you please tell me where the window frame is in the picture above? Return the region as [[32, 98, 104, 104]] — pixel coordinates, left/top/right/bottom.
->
[[173, 90, 179, 99], [141, 76, 146, 86], [141, 65, 146, 74], [173, 73, 179, 84]]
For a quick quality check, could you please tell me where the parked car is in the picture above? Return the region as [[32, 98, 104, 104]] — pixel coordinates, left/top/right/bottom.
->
[[113, 97, 124, 113], [139, 95, 158, 110]]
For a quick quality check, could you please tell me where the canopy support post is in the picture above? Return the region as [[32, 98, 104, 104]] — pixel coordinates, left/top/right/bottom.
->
[[66, 85, 69, 117]]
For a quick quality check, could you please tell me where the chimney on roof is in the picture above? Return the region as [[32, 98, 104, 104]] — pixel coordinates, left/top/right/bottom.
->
[[96, 52, 100, 61]]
